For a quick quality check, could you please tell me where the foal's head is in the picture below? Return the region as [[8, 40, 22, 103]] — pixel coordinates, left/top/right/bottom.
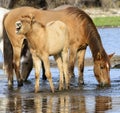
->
[[15, 14, 35, 35], [94, 52, 114, 87]]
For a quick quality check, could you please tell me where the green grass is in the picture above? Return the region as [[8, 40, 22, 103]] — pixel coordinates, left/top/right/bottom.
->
[[93, 16, 120, 27]]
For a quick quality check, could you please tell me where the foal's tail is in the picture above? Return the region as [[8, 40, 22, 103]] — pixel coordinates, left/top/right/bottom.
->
[[3, 13, 13, 76]]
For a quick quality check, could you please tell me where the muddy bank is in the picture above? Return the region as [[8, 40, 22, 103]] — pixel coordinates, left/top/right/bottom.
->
[[50, 55, 120, 68], [0, 55, 120, 69]]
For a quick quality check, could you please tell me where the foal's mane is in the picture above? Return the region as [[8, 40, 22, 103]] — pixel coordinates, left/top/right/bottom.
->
[[21, 15, 45, 28]]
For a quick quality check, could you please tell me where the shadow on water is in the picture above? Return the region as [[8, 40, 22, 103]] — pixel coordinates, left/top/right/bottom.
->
[[0, 66, 120, 113]]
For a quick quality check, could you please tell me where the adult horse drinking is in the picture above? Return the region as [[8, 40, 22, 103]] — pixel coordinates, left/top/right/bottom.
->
[[3, 6, 113, 88], [0, 7, 33, 84], [0, 7, 9, 53], [15, 15, 69, 92]]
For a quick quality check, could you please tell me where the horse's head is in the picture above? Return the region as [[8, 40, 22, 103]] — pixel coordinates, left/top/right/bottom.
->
[[94, 52, 114, 87], [15, 14, 35, 35]]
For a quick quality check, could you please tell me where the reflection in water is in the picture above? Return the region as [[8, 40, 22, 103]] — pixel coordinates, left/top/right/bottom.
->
[[95, 96, 112, 112], [1, 93, 113, 113]]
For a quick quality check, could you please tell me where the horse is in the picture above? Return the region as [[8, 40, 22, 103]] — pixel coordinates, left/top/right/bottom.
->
[[0, 7, 34, 84], [3, 6, 113, 88], [0, 7, 9, 53], [15, 15, 69, 92]]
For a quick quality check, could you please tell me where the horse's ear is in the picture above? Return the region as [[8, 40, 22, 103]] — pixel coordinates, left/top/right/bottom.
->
[[108, 53, 115, 59], [97, 52, 102, 60]]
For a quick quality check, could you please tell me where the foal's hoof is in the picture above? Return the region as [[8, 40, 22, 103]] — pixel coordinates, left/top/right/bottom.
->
[[78, 81, 84, 86], [8, 84, 13, 90]]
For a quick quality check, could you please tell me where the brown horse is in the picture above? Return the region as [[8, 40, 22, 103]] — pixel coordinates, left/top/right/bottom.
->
[[3, 6, 113, 88], [15, 15, 69, 93]]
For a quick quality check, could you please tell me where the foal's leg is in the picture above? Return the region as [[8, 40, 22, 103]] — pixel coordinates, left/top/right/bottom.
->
[[77, 49, 86, 85], [42, 55, 54, 93], [62, 48, 69, 89], [32, 54, 41, 93], [54, 54, 64, 90]]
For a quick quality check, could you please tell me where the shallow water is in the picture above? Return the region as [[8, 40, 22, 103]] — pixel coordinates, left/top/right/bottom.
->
[[0, 67, 120, 113], [0, 28, 120, 113]]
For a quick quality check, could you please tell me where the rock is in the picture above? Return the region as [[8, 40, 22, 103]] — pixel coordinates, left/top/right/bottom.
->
[[112, 64, 120, 69]]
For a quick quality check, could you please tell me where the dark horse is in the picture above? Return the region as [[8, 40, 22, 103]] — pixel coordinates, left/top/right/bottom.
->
[[3, 6, 113, 88]]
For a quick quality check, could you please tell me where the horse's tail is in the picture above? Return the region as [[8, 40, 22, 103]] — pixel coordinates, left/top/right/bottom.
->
[[3, 13, 13, 77]]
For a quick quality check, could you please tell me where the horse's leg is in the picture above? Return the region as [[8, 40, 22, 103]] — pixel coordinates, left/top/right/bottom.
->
[[3, 28, 14, 86], [42, 54, 54, 93], [69, 47, 77, 78], [62, 47, 69, 89], [77, 49, 86, 85], [54, 54, 64, 90], [32, 54, 41, 93], [41, 60, 47, 80], [13, 48, 23, 86]]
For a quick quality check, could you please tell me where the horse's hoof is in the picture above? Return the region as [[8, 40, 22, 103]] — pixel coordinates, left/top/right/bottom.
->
[[18, 80, 23, 87], [99, 83, 111, 87]]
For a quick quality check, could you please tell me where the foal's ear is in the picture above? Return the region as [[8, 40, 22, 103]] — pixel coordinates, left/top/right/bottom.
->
[[29, 13, 35, 20], [108, 53, 115, 59]]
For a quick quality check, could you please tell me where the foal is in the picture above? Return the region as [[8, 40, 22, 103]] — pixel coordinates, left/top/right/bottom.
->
[[15, 15, 69, 93]]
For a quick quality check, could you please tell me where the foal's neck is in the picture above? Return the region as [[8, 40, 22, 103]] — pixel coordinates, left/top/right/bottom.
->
[[26, 23, 45, 39]]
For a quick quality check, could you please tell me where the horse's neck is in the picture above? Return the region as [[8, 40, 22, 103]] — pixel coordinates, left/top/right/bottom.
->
[[88, 34, 106, 61]]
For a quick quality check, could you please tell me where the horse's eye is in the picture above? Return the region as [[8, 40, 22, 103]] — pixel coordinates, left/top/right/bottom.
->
[[100, 65, 104, 69]]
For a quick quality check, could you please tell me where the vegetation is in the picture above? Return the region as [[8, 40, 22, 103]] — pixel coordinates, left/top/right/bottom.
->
[[93, 16, 120, 27]]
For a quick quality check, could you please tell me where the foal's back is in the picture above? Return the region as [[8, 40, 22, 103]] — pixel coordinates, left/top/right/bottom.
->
[[46, 21, 68, 55]]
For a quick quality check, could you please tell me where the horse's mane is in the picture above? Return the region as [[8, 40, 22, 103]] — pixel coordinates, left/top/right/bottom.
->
[[66, 7, 109, 62]]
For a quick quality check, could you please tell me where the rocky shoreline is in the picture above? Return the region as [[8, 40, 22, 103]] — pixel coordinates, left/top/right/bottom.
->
[[49, 55, 120, 68]]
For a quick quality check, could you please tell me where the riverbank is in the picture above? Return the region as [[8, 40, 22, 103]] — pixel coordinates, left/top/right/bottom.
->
[[83, 8, 120, 27], [84, 8, 120, 18], [49, 55, 120, 68]]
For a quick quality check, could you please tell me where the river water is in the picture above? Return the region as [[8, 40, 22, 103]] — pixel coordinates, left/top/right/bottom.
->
[[0, 28, 120, 113]]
